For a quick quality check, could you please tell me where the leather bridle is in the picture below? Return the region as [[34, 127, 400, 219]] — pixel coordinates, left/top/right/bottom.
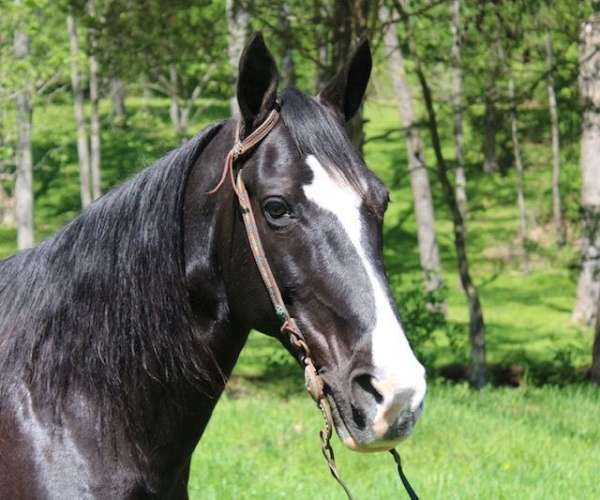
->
[[208, 108, 419, 500]]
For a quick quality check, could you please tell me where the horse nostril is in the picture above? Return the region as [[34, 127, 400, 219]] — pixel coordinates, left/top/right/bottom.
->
[[351, 404, 367, 429], [352, 373, 384, 405]]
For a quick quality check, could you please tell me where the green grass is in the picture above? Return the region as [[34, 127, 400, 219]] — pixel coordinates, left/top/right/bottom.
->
[[1, 96, 598, 498], [189, 375, 600, 499], [185, 332, 600, 498]]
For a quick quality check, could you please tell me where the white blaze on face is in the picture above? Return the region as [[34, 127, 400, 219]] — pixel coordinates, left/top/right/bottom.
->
[[303, 155, 426, 436]]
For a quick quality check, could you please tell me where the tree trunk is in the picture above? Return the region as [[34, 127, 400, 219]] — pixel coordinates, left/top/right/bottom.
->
[[337, 0, 367, 151], [331, 0, 353, 74], [0, 181, 15, 227], [313, 0, 330, 92], [13, 30, 34, 249], [179, 107, 190, 138], [67, 12, 92, 209], [451, 0, 467, 220], [140, 74, 151, 114], [483, 93, 499, 173], [110, 78, 126, 124], [0, 103, 12, 226], [280, 1, 295, 88], [381, 8, 443, 298], [508, 76, 529, 273], [574, 14, 600, 326], [168, 64, 186, 136], [88, 0, 101, 201], [483, 33, 502, 174], [226, 0, 250, 117], [546, 31, 565, 245], [416, 64, 488, 388], [591, 297, 600, 384], [178, 85, 202, 141]]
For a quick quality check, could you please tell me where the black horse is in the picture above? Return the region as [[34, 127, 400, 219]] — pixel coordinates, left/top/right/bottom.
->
[[0, 35, 425, 499]]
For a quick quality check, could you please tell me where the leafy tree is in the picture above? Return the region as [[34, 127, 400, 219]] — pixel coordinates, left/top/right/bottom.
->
[[0, 0, 69, 246], [98, 0, 229, 136]]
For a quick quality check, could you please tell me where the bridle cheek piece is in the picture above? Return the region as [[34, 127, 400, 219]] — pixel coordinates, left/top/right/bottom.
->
[[208, 108, 419, 500]]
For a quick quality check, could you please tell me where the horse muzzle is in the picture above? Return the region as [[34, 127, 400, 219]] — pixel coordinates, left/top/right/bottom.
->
[[326, 367, 427, 452]]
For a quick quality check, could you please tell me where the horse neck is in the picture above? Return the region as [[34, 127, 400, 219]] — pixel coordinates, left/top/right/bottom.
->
[[120, 123, 250, 473], [162, 120, 248, 435], [141, 323, 248, 475], [0, 122, 252, 485]]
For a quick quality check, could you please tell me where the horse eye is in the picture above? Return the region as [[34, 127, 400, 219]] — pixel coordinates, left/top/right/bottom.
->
[[263, 198, 289, 220]]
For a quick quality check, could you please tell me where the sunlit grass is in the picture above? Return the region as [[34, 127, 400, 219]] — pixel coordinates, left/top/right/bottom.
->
[[189, 380, 600, 499]]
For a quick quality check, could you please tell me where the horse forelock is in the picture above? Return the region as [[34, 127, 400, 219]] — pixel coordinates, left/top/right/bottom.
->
[[279, 88, 388, 219]]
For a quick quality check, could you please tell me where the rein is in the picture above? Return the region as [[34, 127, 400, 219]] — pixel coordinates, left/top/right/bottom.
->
[[209, 109, 419, 500]]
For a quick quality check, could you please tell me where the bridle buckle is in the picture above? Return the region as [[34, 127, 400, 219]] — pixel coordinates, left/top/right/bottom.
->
[[232, 141, 243, 160]]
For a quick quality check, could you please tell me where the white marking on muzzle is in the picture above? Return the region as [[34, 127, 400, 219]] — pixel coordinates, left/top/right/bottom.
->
[[303, 155, 426, 437]]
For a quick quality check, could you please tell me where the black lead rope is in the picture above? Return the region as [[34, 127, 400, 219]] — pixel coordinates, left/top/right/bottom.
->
[[390, 449, 420, 500]]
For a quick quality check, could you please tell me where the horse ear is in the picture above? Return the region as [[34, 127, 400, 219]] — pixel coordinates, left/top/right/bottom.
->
[[318, 37, 372, 121], [236, 32, 279, 132]]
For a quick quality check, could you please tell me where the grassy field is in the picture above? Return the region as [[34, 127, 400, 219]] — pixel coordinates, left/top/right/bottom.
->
[[0, 96, 598, 498], [189, 371, 600, 499]]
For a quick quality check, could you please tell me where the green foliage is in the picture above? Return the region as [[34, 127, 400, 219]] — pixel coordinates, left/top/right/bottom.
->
[[0, 0, 69, 161], [0, 0, 69, 91], [98, 0, 230, 99], [389, 277, 467, 369]]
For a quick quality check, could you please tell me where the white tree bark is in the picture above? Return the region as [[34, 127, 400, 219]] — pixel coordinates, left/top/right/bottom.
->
[[0, 64, 13, 227], [546, 31, 564, 245], [168, 64, 185, 136], [450, 0, 467, 220], [508, 76, 529, 273], [226, 0, 250, 117], [67, 12, 92, 209], [574, 15, 600, 325], [179, 84, 203, 139], [13, 30, 34, 249], [88, 0, 101, 201], [140, 74, 151, 114], [381, 7, 443, 296], [416, 62, 488, 389]]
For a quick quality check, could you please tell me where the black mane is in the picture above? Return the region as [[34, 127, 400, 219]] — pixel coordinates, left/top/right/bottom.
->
[[0, 122, 223, 443]]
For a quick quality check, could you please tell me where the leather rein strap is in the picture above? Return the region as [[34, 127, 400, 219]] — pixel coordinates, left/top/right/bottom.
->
[[209, 109, 418, 500]]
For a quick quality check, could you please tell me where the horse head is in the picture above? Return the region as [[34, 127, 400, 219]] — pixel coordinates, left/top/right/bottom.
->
[[187, 34, 426, 452]]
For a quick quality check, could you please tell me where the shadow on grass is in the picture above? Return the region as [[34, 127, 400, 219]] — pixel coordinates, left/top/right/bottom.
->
[[438, 356, 591, 388]]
